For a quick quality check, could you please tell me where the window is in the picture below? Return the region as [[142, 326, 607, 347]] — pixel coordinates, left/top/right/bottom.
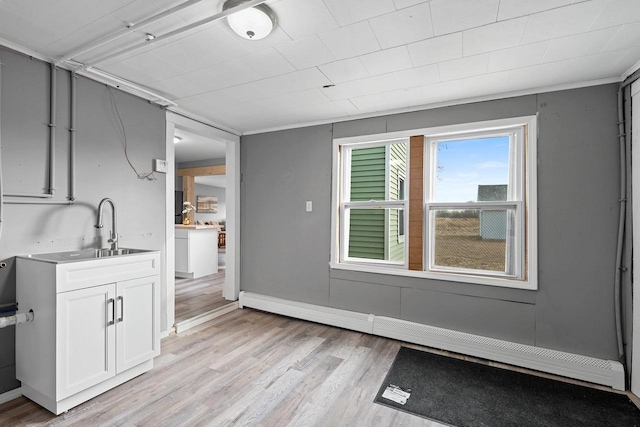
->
[[339, 139, 408, 266], [332, 116, 537, 289]]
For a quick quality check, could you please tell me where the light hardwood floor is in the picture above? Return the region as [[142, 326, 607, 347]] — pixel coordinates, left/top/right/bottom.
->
[[0, 308, 441, 426], [1, 308, 637, 426], [175, 252, 229, 323]]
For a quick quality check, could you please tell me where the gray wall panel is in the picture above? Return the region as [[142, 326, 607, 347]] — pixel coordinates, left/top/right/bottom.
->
[[0, 47, 166, 393], [330, 279, 401, 318], [241, 124, 332, 305], [534, 85, 619, 359], [401, 287, 537, 345], [241, 84, 621, 361]]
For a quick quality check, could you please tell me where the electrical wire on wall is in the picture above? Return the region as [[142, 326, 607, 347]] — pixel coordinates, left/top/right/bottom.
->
[[107, 86, 156, 181]]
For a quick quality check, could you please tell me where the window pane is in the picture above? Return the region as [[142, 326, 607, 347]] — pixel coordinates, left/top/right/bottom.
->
[[346, 208, 405, 262], [433, 136, 510, 203], [349, 142, 406, 202], [431, 208, 513, 274]]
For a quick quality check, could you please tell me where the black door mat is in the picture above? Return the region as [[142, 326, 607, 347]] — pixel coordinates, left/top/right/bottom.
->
[[374, 346, 640, 427]]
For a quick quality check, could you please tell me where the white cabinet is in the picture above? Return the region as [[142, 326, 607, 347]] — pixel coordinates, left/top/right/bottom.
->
[[175, 226, 218, 279], [17, 251, 160, 415]]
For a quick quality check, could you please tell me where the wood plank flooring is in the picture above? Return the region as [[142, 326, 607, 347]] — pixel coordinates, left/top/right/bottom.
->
[[175, 252, 228, 323], [0, 308, 441, 426], [1, 308, 637, 426]]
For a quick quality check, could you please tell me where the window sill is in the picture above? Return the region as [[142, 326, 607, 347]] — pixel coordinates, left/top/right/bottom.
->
[[329, 262, 537, 291]]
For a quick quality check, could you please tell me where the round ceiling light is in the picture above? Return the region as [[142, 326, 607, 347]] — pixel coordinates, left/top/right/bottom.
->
[[223, 0, 276, 40]]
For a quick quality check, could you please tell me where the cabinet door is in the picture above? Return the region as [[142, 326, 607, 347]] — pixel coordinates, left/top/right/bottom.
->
[[116, 276, 160, 373], [57, 283, 116, 399]]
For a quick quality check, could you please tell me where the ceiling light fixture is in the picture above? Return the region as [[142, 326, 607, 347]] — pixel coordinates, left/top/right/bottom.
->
[[223, 0, 277, 40], [174, 136, 183, 143]]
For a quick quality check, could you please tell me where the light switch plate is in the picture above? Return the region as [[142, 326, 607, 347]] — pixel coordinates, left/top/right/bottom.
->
[[153, 159, 168, 173], [306, 201, 312, 212]]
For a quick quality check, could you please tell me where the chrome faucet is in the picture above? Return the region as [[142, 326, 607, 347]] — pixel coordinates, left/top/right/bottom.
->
[[95, 198, 118, 251]]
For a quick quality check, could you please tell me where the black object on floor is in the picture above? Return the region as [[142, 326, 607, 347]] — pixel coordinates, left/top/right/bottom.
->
[[374, 346, 640, 427]]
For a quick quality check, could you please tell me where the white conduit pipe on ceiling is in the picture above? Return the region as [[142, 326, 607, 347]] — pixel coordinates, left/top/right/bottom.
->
[[86, 0, 269, 67], [0, 310, 34, 329], [58, 0, 206, 63]]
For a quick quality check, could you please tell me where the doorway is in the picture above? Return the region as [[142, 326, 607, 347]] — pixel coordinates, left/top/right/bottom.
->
[[165, 112, 240, 334]]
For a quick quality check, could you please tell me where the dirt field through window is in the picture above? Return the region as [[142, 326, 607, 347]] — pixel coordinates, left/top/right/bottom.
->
[[434, 217, 506, 272]]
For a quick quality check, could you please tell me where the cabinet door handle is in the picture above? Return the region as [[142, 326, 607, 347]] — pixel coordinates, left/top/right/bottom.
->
[[107, 298, 115, 326], [117, 296, 124, 323]]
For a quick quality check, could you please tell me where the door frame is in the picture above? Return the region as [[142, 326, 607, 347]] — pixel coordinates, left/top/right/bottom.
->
[[164, 112, 241, 334]]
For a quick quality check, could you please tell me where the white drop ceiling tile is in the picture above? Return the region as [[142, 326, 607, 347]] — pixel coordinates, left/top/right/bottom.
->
[[322, 74, 400, 101], [149, 26, 249, 73], [322, 0, 396, 27], [111, 0, 182, 24], [384, 86, 426, 108], [0, 0, 120, 38], [497, 0, 573, 21], [542, 27, 619, 63], [520, 0, 608, 45], [394, 64, 440, 87], [244, 88, 330, 112], [350, 93, 389, 112], [205, 58, 263, 87], [319, 58, 370, 84], [420, 80, 465, 103], [0, 6, 58, 52], [462, 17, 528, 57], [590, 0, 640, 31], [103, 51, 186, 83], [487, 41, 549, 72], [276, 36, 335, 69], [393, 0, 429, 10], [369, 3, 434, 49], [603, 22, 640, 52], [462, 71, 512, 97], [408, 33, 463, 67], [258, 68, 332, 98], [439, 54, 490, 81], [318, 21, 381, 60], [153, 75, 206, 100], [239, 48, 296, 79], [360, 46, 413, 76], [275, 0, 339, 40], [429, 0, 500, 35]]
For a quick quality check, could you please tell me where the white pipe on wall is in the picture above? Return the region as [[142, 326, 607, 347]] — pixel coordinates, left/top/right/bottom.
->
[[0, 311, 34, 328], [69, 72, 76, 201]]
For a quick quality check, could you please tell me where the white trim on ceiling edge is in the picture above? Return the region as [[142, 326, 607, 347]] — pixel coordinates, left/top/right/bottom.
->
[[238, 291, 625, 391]]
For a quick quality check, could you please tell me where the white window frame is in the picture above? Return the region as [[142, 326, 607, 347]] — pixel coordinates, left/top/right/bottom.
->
[[425, 126, 524, 279], [397, 171, 406, 244], [338, 138, 409, 268], [330, 116, 537, 290]]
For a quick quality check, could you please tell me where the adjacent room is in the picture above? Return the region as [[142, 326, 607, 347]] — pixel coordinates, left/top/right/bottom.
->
[[0, 0, 640, 425]]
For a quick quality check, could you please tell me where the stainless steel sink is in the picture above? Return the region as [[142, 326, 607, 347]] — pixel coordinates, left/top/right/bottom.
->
[[21, 248, 156, 263]]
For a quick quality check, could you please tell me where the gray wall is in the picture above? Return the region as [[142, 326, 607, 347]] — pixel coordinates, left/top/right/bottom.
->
[[241, 84, 621, 361], [194, 183, 226, 223], [0, 47, 166, 393]]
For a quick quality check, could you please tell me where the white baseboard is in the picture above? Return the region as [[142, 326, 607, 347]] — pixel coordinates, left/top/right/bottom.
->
[[174, 302, 239, 334], [238, 291, 625, 391], [0, 387, 22, 405], [160, 327, 176, 339]]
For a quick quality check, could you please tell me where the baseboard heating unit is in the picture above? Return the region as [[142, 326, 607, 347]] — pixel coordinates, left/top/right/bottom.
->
[[238, 291, 625, 391]]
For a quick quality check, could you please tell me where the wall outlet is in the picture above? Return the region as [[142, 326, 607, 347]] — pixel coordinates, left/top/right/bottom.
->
[[153, 159, 168, 173], [306, 201, 312, 212]]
